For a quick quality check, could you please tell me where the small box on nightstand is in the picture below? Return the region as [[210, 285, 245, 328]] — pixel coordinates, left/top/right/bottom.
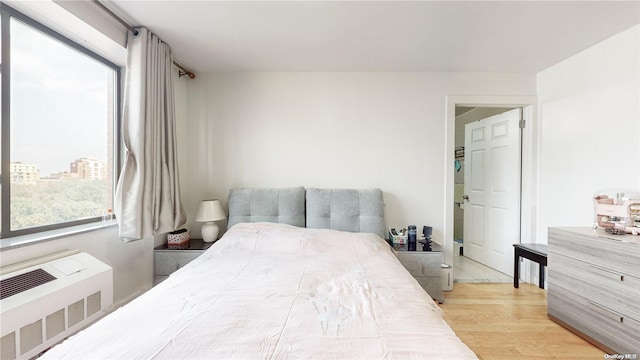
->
[[167, 229, 190, 249], [388, 227, 407, 245]]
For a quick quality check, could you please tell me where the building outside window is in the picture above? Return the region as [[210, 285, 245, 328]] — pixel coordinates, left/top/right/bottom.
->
[[0, 4, 121, 238]]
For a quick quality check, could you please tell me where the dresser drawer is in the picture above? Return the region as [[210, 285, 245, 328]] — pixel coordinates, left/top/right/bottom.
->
[[549, 251, 640, 320], [154, 251, 202, 276], [548, 228, 640, 277], [548, 285, 640, 354]]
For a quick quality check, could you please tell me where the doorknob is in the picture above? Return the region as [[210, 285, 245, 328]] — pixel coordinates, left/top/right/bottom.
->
[[462, 195, 469, 201]]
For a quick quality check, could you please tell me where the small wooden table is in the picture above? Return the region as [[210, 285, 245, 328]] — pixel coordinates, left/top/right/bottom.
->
[[513, 243, 548, 289]]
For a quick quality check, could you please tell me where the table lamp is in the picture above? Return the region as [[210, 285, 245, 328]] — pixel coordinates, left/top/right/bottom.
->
[[195, 199, 226, 242]]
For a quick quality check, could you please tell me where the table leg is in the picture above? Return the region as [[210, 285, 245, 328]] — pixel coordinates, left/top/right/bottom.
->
[[539, 264, 545, 289], [514, 249, 519, 288]]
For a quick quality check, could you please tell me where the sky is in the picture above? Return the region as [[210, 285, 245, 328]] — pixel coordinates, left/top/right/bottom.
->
[[9, 17, 113, 177]]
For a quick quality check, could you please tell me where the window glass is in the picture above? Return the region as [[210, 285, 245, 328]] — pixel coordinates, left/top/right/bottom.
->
[[2, 10, 118, 236]]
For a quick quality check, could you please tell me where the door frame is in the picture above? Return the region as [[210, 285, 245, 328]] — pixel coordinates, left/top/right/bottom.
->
[[444, 95, 538, 282]]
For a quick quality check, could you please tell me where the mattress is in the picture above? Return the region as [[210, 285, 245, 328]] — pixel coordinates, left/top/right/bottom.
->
[[41, 223, 476, 359]]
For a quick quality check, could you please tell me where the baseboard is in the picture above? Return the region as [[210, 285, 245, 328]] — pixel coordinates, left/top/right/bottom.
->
[[548, 313, 615, 355]]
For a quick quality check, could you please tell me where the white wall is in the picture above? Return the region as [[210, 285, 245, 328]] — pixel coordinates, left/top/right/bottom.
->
[[184, 72, 536, 244], [537, 25, 640, 242]]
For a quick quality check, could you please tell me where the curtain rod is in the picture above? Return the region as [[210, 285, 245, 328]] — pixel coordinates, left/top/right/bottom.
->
[[91, 0, 195, 79]]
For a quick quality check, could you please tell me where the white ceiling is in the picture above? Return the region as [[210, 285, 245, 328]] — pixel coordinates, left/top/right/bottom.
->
[[106, 1, 640, 73]]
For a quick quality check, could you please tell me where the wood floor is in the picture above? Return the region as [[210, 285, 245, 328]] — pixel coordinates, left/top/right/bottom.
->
[[439, 283, 605, 359]]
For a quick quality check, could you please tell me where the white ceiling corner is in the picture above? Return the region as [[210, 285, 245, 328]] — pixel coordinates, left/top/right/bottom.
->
[[102, 1, 640, 73]]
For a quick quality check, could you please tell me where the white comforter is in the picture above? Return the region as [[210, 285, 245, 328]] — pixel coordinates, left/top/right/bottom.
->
[[42, 223, 476, 359]]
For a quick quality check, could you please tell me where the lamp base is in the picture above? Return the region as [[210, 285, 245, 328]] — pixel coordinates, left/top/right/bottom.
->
[[201, 222, 219, 243]]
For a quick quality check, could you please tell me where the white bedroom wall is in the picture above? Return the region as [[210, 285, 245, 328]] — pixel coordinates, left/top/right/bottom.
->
[[537, 24, 640, 242], [183, 72, 536, 243]]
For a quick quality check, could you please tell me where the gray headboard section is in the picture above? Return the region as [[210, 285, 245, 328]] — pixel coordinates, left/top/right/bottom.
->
[[227, 187, 306, 229], [305, 188, 386, 238]]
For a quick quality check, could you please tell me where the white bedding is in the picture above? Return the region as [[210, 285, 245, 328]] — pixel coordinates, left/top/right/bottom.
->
[[42, 223, 476, 359]]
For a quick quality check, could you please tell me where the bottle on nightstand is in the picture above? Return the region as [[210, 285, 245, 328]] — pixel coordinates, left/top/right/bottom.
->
[[407, 225, 417, 251]]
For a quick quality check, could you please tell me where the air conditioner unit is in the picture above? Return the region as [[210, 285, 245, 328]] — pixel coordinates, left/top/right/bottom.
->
[[0, 250, 113, 360]]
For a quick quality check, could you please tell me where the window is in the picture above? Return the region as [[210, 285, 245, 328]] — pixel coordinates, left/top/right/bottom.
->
[[0, 4, 121, 238]]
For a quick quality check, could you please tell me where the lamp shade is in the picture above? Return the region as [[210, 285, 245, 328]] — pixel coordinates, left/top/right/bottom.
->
[[195, 199, 226, 222]]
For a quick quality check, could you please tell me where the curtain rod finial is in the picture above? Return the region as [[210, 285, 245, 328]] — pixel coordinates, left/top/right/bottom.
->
[[179, 70, 195, 79]]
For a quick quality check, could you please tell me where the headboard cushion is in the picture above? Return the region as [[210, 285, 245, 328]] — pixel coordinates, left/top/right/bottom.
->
[[305, 188, 385, 238], [227, 187, 306, 229]]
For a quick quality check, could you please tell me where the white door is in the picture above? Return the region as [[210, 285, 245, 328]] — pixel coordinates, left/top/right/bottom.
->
[[463, 108, 521, 276]]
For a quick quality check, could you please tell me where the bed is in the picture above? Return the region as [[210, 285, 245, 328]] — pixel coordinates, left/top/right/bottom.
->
[[41, 187, 477, 359]]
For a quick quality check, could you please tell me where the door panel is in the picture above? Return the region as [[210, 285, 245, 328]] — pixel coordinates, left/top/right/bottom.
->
[[492, 146, 509, 192], [463, 108, 521, 276], [470, 150, 485, 190], [490, 207, 507, 256], [468, 204, 486, 262], [471, 127, 485, 142]]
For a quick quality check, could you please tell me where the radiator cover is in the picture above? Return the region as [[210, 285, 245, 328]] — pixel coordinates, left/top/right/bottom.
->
[[0, 250, 113, 360]]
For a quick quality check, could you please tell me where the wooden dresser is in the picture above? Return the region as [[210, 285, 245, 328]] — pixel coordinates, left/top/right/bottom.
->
[[547, 227, 640, 354]]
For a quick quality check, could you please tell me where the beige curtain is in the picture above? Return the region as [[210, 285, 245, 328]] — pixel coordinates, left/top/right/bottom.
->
[[114, 27, 186, 242]]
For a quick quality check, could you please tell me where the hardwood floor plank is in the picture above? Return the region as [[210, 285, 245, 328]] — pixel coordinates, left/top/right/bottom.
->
[[439, 283, 606, 359]]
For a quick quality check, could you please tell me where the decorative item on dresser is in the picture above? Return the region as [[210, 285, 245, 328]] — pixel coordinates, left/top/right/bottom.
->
[[547, 227, 640, 354], [195, 199, 226, 242]]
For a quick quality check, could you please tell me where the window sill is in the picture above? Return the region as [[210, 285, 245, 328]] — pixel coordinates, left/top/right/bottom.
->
[[0, 221, 118, 251]]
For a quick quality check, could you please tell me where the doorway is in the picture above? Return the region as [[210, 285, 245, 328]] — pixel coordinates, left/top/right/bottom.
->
[[454, 106, 519, 282], [444, 95, 537, 285]]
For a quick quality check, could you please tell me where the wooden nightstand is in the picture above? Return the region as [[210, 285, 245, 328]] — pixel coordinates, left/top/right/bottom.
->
[[154, 239, 214, 285], [391, 242, 444, 303]]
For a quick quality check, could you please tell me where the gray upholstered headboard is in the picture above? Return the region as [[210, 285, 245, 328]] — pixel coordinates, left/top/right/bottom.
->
[[227, 187, 306, 229], [306, 188, 386, 239], [226, 187, 386, 239]]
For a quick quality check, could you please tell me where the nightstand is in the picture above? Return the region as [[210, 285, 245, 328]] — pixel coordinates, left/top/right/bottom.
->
[[391, 242, 444, 303], [154, 239, 214, 285]]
